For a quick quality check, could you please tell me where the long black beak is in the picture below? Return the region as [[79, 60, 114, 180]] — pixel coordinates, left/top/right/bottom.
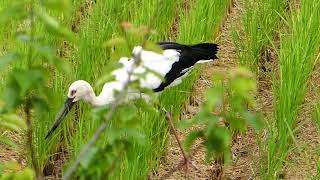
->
[[45, 97, 75, 139]]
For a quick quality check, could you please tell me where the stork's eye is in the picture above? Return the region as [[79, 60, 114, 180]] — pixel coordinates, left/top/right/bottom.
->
[[71, 90, 77, 96]]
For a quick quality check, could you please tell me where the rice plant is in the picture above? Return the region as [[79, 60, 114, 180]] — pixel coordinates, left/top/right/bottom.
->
[[265, 0, 320, 177], [233, 0, 287, 72]]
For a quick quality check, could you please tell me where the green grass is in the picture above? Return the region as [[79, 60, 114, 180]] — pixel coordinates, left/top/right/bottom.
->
[[63, 0, 231, 179], [1, 0, 231, 178], [233, 0, 287, 72], [61, 0, 183, 178], [264, 0, 320, 178], [0, 0, 86, 172]]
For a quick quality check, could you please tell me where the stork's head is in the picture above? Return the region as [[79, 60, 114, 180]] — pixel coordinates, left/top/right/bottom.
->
[[45, 80, 93, 139], [68, 80, 94, 102]]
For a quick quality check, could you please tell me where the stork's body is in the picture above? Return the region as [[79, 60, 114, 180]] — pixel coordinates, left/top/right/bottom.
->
[[45, 42, 218, 138], [45, 42, 218, 171]]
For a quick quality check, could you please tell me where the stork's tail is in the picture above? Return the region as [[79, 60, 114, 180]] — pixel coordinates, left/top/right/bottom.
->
[[189, 43, 219, 63]]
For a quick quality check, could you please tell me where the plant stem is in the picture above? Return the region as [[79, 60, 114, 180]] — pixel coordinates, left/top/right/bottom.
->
[[25, 99, 40, 179], [27, 0, 35, 69], [165, 112, 192, 168], [25, 0, 40, 178]]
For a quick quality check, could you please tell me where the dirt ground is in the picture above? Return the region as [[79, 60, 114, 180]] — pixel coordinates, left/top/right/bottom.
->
[[150, 0, 320, 179]]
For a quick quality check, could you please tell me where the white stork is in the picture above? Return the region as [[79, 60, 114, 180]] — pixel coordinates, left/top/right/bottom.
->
[[45, 42, 218, 168]]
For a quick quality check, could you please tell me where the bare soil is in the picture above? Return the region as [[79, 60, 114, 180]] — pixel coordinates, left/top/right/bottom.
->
[[150, 0, 320, 179]]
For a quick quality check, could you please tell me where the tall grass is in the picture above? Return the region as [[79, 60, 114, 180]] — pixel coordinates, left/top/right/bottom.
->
[[233, 0, 287, 72], [264, 0, 320, 177], [121, 1, 232, 178], [0, 0, 74, 170], [1, 0, 231, 178], [61, 0, 183, 178], [64, 0, 135, 170], [64, 0, 231, 178], [29, 0, 94, 172]]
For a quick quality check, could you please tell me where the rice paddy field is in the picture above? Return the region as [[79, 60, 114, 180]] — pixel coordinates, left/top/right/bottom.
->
[[0, 0, 320, 179]]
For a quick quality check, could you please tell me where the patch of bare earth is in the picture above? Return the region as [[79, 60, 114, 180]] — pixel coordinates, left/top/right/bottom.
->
[[150, 0, 245, 179], [0, 132, 26, 168]]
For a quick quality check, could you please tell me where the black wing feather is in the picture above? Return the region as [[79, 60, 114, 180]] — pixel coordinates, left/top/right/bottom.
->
[[153, 42, 218, 92]]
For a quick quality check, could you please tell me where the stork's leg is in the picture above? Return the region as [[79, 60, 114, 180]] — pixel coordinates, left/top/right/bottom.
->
[[164, 112, 197, 171]]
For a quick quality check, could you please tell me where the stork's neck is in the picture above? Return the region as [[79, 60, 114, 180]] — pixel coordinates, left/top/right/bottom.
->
[[87, 82, 124, 107]]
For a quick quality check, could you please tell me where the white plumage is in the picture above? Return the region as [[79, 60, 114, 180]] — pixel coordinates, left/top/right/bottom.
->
[[112, 46, 180, 90], [45, 42, 218, 139]]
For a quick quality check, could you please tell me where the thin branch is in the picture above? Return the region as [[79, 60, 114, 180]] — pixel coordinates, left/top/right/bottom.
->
[[165, 113, 189, 164], [26, 0, 40, 178], [27, 0, 35, 69], [63, 45, 141, 180]]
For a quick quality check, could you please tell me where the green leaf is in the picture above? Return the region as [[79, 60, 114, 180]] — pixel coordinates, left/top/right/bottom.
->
[[0, 167, 35, 179], [117, 105, 137, 123], [17, 34, 32, 42], [13, 168, 35, 180], [134, 98, 158, 114], [212, 72, 225, 82], [184, 130, 203, 151], [204, 85, 223, 110], [3, 78, 21, 112], [30, 42, 71, 73], [0, 136, 19, 149], [227, 115, 246, 132], [107, 129, 123, 144], [13, 69, 44, 97], [37, 10, 74, 42], [1, 161, 21, 171], [95, 62, 123, 87], [0, 53, 21, 69], [43, 0, 71, 13], [125, 129, 146, 146], [194, 111, 219, 124], [95, 74, 116, 88], [204, 127, 231, 160], [31, 43, 56, 60], [242, 111, 263, 130], [80, 147, 98, 169], [32, 97, 50, 112], [0, 3, 27, 25], [104, 37, 127, 47], [144, 41, 163, 54], [53, 57, 72, 74], [0, 114, 26, 132], [178, 119, 195, 129]]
